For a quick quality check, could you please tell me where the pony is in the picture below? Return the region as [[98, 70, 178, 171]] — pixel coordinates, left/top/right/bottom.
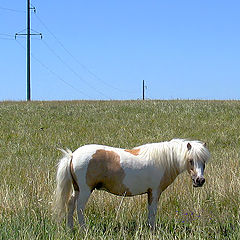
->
[[52, 139, 210, 229]]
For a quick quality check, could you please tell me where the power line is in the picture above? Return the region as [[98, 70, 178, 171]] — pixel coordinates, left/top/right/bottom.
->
[[0, 37, 14, 40], [41, 39, 111, 99], [34, 13, 135, 95], [0, 33, 13, 37], [15, 39, 91, 99], [0, 34, 15, 40], [0, 6, 25, 13], [0, 37, 15, 40]]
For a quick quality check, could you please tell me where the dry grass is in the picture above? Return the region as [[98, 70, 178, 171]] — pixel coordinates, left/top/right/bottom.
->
[[0, 100, 239, 239]]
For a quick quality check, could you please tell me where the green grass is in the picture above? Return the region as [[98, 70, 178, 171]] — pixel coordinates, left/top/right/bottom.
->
[[0, 100, 239, 239]]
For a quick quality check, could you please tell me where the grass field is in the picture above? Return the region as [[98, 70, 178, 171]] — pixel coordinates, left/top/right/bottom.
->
[[0, 100, 239, 239]]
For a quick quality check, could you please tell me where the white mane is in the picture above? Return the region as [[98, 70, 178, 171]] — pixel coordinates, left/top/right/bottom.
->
[[135, 138, 210, 173]]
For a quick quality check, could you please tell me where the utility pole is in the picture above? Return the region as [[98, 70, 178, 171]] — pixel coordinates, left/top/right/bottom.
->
[[142, 80, 145, 100], [15, 0, 42, 101], [26, 0, 31, 101]]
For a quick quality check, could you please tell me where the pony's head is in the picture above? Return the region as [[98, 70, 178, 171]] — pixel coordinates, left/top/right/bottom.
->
[[185, 141, 210, 188]]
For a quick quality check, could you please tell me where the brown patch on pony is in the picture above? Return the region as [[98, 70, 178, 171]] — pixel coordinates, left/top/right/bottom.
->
[[86, 149, 132, 196], [124, 148, 140, 156], [70, 158, 80, 192]]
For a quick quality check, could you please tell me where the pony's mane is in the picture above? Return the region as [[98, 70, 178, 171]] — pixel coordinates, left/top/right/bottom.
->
[[135, 138, 210, 172]]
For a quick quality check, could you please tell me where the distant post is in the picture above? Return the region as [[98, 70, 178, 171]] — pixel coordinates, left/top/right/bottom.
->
[[142, 80, 145, 100]]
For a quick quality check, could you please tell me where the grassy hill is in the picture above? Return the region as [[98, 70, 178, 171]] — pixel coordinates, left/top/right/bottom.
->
[[0, 100, 239, 239]]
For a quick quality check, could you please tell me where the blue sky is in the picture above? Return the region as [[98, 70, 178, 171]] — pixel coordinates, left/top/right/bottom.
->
[[1, 1, 240, 101]]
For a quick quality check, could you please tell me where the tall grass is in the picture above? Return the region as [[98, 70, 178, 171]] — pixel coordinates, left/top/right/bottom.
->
[[0, 100, 239, 239]]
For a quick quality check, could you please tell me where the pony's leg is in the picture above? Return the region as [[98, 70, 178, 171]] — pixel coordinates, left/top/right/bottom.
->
[[76, 187, 91, 229], [67, 190, 79, 229], [147, 189, 159, 229]]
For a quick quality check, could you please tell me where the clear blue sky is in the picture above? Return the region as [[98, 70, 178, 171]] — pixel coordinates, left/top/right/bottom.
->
[[1, 0, 240, 100]]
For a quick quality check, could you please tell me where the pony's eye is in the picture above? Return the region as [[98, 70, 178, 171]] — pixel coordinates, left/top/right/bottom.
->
[[189, 159, 194, 166]]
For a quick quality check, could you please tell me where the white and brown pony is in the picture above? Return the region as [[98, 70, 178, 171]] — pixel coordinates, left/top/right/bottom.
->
[[53, 139, 210, 229]]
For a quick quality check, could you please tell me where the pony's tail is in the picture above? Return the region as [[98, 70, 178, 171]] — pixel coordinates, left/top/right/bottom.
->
[[52, 148, 73, 220]]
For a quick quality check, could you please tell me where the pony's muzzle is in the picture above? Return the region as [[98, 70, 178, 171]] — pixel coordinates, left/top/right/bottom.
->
[[193, 177, 205, 187]]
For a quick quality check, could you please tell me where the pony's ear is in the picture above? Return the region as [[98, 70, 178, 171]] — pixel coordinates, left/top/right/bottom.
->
[[187, 143, 192, 151], [203, 142, 207, 148]]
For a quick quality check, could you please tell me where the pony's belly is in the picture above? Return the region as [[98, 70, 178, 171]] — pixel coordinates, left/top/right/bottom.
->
[[122, 167, 163, 195]]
